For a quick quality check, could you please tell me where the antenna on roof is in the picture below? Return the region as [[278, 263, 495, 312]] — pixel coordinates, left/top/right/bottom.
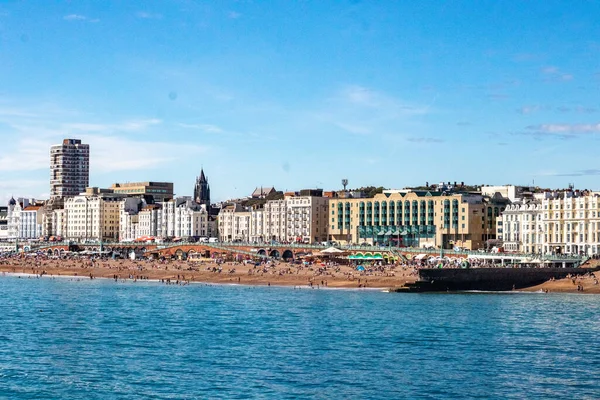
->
[[342, 179, 348, 192]]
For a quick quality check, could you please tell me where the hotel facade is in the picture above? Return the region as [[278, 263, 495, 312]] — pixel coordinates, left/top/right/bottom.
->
[[498, 190, 600, 255], [328, 190, 506, 250]]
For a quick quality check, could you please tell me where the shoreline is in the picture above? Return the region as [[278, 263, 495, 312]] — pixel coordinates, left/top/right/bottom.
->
[[0, 271, 387, 291], [2, 257, 599, 294], [0, 258, 414, 290]]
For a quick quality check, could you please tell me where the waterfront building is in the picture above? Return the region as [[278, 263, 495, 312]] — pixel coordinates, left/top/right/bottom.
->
[[110, 181, 174, 203], [193, 169, 210, 207], [284, 194, 329, 244], [138, 204, 163, 239], [50, 139, 90, 198], [159, 197, 213, 239], [497, 199, 543, 253], [218, 190, 329, 244], [497, 189, 600, 255], [328, 190, 507, 249], [64, 188, 125, 241], [218, 204, 250, 242], [20, 205, 43, 239], [118, 198, 148, 242], [6, 197, 38, 239], [262, 199, 286, 242], [540, 190, 600, 255]]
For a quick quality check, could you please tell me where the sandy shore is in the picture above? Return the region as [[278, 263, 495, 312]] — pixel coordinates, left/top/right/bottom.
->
[[519, 273, 600, 294], [0, 257, 417, 289], [3, 257, 600, 293]]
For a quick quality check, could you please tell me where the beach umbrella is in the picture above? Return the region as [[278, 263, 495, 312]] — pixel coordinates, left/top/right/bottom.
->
[[356, 265, 365, 271]]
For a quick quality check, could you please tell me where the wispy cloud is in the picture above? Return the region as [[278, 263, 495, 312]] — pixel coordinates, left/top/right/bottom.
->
[[136, 11, 162, 19], [527, 123, 600, 134], [63, 119, 162, 133], [541, 66, 573, 82], [315, 85, 431, 136], [514, 123, 600, 140], [406, 137, 444, 144], [63, 14, 99, 23], [177, 123, 223, 133], [550, 169, 600, 177], [517, 105, 597, 115], [63, 14, 87, 21], [0, 102, 205, 177]]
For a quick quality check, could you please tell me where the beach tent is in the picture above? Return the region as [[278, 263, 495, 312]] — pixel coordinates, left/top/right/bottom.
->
[[356, 265, 365, 271], [414, 254, 428, 260], [319, 247, 347, 256]]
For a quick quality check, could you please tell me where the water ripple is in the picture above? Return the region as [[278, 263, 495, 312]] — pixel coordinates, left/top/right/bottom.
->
[[0, 277, 599, 399]]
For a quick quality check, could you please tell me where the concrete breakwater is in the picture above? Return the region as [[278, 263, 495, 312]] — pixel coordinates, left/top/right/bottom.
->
[[398, 267, 599, 292]]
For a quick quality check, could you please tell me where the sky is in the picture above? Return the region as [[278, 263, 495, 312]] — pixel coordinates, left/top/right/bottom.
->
[[1, 1, 600, 203]]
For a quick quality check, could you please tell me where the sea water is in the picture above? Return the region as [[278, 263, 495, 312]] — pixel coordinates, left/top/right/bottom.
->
[[0, 276, 599, 399]]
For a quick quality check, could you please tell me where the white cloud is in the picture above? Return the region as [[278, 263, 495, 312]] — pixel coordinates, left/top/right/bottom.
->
[[527, 123, 600, 134], [315, 85, 431, 136], [63, 14, 87, 21], [541, 66, 574, 82], [62, 119, 162, 133], [177, 123, 223, 133], [81, 135, 208, 173], [136, 11, 163, 19]]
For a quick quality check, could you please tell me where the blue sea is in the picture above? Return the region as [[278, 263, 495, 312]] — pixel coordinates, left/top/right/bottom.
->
[[1, 276, 599, 399]]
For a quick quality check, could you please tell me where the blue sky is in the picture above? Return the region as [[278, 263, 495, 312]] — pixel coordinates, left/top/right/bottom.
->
[[1, 1, 600, 203]]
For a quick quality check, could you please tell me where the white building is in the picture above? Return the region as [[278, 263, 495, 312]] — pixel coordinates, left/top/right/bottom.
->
[[218, 193, 329, 244], [64, 188, 124, 241], [159, 197, 213, 239], [20, 205, 43, 239], [497, 199, 543, 253], [119, 198, 146, 242], [262, 200, 286, 242], [498, 190, 600, 256], [6, 198, 41, 240], [138, 204, 163, 238]]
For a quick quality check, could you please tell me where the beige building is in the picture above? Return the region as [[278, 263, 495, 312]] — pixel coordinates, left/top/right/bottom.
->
[[284, 194, 329, 243], [111, 181, 173, 203], [218, 204, 251, 242], [64, 188, 125, 241], [329, 190, 506, 250]]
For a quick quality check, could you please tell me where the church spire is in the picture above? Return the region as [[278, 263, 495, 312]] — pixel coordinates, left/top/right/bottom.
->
[[194, 168, 210, 207]]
